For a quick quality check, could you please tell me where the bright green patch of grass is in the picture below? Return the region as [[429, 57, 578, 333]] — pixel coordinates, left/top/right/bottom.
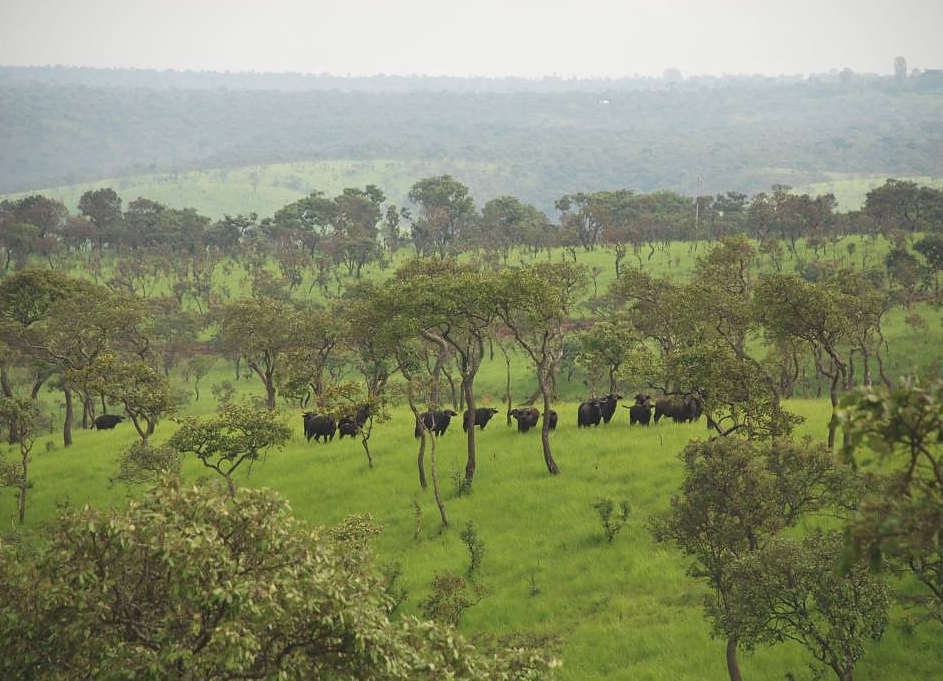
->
[[5, 396, 938, 680], [795, 174, 943, 211]]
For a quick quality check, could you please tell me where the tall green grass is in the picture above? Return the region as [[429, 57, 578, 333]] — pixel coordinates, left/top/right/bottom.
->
[[4, 396, 939, 680]]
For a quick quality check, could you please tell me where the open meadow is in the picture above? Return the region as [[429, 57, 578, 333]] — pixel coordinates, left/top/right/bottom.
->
[[4, 362, 942, 680]]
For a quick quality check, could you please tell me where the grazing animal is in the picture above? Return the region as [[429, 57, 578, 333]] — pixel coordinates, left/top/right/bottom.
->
[[653, 396, 703, 424], [577, 399, 603, 427], [414, 409, 459, 437], [463, 407, 499, 432], [598, 393, 623, 424], [627, 394, 653, 426], [303, 412, 336, 442], [338, 406, 371, 439], [545, 409, 558, 431], [337, 417, 358, 438], [93, 414, 125, 430], [509, 407, 540, 433]]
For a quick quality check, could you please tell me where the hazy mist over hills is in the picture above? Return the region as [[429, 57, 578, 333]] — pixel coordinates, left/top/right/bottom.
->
[[2, 66, 942, 212]]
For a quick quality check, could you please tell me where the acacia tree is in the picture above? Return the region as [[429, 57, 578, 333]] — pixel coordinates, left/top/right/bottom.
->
[[168, 404, 292, 496], [575, 318, 642, 396], [0, 396, 46, 524], [495, 262, 588, 475], [216, 297, 304, 410], [0, 271, 148, 445], [407, 175, 476, 257], [393, 259, 499, 491], [754, 270, 890, 448], [344, 280, 449, 525], [72, 352, 182, 442], [651, 437, 855, 681], [729, 531, 888, 681], [0, 479, 553, 680], [276, 303, 343, 407], [610, 239, 797, 439]]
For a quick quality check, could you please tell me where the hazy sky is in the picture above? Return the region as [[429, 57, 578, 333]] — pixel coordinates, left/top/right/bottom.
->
[[2, 0, 942, 79]]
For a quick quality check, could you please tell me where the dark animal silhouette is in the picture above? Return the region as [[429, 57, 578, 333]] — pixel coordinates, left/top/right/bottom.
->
[[93, 414, 125, 430], [338, 406, 371, 439], [653, 396, 703, 424], [510, 407, 540, 432], [545, 409, 558, 431], [303, 412, 336, 442], [414, 409, 459, 437], [599, 393, 622, 423], [463, 407, 499, 432], [627, 394, 653, 426], [578, 399, 603, 427]]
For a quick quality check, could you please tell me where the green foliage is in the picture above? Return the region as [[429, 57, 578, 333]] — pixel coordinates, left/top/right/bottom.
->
[[419, 571, 488, 627], [0, 396, 47, 523], [110, 441, 182, 487], [167, 403, 292, 495], [729, 531, 889, 681], [0, 478, 554, 680], [837, 377, 943, 627], [72, 352, 184, 441], [461, 519, 487, 579], [651, 436, 858, 678], [591, 498, 630, 543]]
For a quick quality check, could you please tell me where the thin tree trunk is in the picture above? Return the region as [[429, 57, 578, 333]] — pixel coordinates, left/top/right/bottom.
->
[[1, 361, 15, 444], [539, 375, 559, 475], [17, 451, 27, 523], [63, 383, 73, 447], [429, 428, 448, 527], [827, 371, 841, 451], [725, 637, 742, 681], [463, 378, 476, 491]]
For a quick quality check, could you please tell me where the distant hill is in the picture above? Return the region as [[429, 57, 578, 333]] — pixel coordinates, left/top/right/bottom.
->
[[2, 66, 942, 213]]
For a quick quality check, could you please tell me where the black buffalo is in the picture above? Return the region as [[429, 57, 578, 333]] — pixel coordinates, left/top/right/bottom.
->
[[463, 407, 499, 432], [93, 414, 125, 430], [578, 399, 603, 427], [653, 396, 703, 424], [599, 393, 622, 424], [303, 412, 337, 442], [510, 407, 540, 432], [545, 409, 558, 431], [338, 406, 371, 439], [414, 409, 459, 437], [627, 394, 653, 426]]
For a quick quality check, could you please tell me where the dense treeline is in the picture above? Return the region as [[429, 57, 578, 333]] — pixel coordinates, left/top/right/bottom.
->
[[3, 177, 943, 286], [3, 66, 943, 210]]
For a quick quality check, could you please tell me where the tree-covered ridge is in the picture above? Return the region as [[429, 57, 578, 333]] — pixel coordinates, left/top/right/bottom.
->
[[3, 66, 943, 209]]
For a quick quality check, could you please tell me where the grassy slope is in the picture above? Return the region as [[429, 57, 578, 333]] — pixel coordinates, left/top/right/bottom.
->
[[5, 372, 941, 680], [3, 241, 942, 678]]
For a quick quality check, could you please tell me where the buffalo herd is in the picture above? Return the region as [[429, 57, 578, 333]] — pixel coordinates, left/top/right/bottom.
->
[[302, 393, 704, 443]]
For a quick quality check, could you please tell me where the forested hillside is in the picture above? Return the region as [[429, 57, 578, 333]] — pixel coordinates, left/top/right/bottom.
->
[[3, 66, 943, 212]]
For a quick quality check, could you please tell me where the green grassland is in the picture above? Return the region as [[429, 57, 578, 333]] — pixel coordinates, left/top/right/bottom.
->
[[4, 391, 940, 680], [796, 174, 943, 211], [3, 237, 943, 678]]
